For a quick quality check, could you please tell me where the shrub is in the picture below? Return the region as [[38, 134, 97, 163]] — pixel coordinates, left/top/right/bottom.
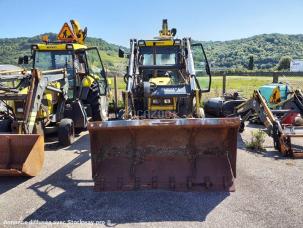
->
[[245, 130, 266, 151]]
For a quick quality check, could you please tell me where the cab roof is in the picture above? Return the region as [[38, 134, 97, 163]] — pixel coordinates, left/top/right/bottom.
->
[[138, 39, 181, 47], [32, 43, 87, 51]]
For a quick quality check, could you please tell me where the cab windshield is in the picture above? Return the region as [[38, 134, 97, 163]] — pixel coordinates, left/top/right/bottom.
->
[[139, 46, 179, 66], [34, 50, 74, 76]]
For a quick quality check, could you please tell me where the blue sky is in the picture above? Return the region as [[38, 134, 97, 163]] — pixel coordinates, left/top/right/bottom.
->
[[0, 0, 303, 46]]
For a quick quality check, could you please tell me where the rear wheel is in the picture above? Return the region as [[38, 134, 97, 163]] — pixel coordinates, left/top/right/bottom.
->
[[58, 118, 74, 146], [239, 122, 245, 133], [86, 82, 108, 121]]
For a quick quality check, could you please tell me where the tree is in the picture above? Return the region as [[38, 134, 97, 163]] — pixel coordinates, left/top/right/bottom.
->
[[248, 55, 254, 70], [276, 56, 292, 71]]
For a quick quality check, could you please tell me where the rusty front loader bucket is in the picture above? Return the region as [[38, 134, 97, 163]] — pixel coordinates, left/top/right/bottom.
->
[[88, 118, 240, 192], [0, 134, 44, 176]]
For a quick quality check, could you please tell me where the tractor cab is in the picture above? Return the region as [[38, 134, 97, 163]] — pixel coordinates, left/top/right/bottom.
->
[[18, 20, 109, 123], [31, 43, 107, 100], [138, 39, 185, 85], [18, 20, 108, 102], [120, 19, 211, 118]]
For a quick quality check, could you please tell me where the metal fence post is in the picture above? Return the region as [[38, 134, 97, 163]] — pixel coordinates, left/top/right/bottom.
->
[[273, 72, 279, 83], [222, 72, 226, 95], [114, 75, 118, 118]]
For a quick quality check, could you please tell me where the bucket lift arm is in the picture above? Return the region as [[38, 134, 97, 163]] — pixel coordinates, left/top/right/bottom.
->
[[0, 69, 68, 134]]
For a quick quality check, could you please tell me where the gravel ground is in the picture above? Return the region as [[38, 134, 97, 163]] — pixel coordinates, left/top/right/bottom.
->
[[0, 124, 303, 227]]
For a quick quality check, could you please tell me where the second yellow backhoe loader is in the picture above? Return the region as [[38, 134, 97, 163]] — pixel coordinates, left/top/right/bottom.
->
[[0, 20, 110, 176], [0, 68, 68, 176], [88, 20, 240, 192]]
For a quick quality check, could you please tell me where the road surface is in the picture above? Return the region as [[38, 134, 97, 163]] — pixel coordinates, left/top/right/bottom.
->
[[1, 125, 303, 227]]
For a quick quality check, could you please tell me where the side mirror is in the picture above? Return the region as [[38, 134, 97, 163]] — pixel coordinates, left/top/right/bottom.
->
[[18, 57, 24, 65], [23, 56, 29, 64], [118, 48, 125, 58], [18, 56, 29, 65]]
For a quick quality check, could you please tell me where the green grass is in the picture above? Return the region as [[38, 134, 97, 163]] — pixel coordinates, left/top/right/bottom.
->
[[108, 75, 303, 102], [206, 76, 274, 98], [100, 51, 127, 73], [202, 76, 303, 99], [108, 77, 125, 90]]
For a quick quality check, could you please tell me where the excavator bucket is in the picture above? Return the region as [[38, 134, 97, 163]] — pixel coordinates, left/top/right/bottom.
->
[[0, 134, 44, 176], [88, 118, 240, 192]]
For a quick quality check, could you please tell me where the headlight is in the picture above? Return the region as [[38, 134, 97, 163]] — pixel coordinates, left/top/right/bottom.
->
[[163, 98, 173, 104], [152, 99, 161, 105]]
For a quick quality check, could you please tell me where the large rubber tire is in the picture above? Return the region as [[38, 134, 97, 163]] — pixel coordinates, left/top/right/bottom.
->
[[58, 118, 74, 146], [86, 82, 108, 121], [239, 122, 245, 133]]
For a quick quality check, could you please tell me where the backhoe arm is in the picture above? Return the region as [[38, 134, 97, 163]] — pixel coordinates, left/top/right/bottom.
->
[[70, 19, 87, 44]]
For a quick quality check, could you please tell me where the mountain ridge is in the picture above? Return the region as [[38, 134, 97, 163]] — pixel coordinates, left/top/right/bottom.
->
[[1, 33, 303, 71]]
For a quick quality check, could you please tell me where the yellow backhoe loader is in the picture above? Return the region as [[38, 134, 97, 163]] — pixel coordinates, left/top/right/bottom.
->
[[88, 20, 240, 192], [0, 20, 110, 176], [0, 68, 67, 176]]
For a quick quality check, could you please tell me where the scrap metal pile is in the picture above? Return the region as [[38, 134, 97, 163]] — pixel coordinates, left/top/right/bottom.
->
[[236, 87, 303, 158]]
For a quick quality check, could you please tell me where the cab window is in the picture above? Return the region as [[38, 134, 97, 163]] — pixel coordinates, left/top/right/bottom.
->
[[191, 43, 211, 92], [139, 46, 179, 66], [85, 48, 107, 95], [34, 50, 74, 76], [86, 48, 105, 79]]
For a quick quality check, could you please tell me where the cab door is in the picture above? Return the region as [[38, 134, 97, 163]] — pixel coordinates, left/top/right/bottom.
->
[[191, 43, 211, 92], [85, 47, 109, 120], [85, 47, 108, 95]]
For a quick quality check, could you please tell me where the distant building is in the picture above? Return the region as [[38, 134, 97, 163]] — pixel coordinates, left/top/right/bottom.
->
[[290, 60, 303, 72]]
